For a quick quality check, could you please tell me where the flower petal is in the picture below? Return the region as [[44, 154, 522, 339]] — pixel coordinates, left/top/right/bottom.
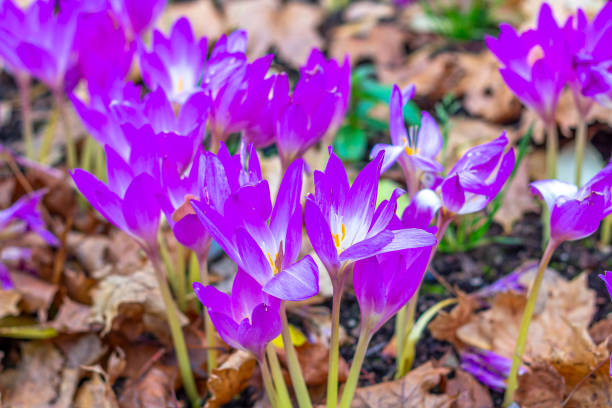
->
[[264, 255, 319, 301]]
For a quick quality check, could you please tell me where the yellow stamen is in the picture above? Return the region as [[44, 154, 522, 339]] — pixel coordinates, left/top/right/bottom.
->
[[405, 146, 414, 155], [177, 77, 184, 93], [333, 233, 340, 248], [341, 223, 346, 241], [267, 253, 279, 275]]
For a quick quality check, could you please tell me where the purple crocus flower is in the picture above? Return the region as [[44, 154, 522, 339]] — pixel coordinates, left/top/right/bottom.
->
[[71, 147, 163, 251], [208, 55, 276, 151], [193, 269, 281, 359], [461, 348, 526, 392], [202, 30, 248, 95], [438, 133, 515, 216], [0, 189, 58, 288], [74, 9, 135, 94], [0, 0, 79, 92], [109, 0, 166, 39], [397, 189, 441, 234], [275, 53, 351, 169], [139, 17, 208, 104], [299, 48, 351, 135], [192, 158, 319, 301], [530, 162, 612, 243], [354, 247, 432, 333], [372, 84, 443, 196], [571, 3, 612, 109], [486, 3, 567, 125], [304, 149, 437, 283]]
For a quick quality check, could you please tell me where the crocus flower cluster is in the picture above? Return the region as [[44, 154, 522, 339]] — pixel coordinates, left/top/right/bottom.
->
[[487, 2, 612, 122], [460, 348, 526, 392], [0, 189, 58, 288]]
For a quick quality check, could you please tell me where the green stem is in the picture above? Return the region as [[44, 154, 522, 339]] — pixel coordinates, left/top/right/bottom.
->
[[80, 137, 94, 173], [396, 213, 452, 377], [394, 306, 407, 374], [281, 302, 312, 408], [54, 91, 77, 170], [198, 251, 217, 371], [399, 298, 457, 375], [602, 215, 612, 247], [574, 115, 588, 187], [158, 233, 178, 294], [503, 239, 558, 407], [545, 122, 558, 179], [17, 75, 34, 160], [175, 244, 186, 311], [38, 104, 59, 164], [150, 252, 200, 407], [327, 270, 348, 408], [94, 141, 106, 182], [338, 328, 372, 408], [259, 355, 279, 408], [266, 344, 292, 408]]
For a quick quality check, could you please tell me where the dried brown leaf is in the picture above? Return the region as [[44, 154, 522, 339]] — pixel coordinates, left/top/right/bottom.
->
[[298, 342, 349, 386], [225, 0, 324, 67], [119, 365, 177, 408], [51, 297, 94, 333], [0, 341, 64, 407], [493, 159, 539, 233], [350, 362, 455, 408], [160, 0, 224, 40], [66, 232, 112, 273], [429, 292, 479, 349], [330, 24, 406, 76], [11, 270, 58, 320], [206, 350, 256, 408], [74, 369, 120, 408], [0, 289, 21, 318], [515, 361, 565, 408], [446, 369, 493, 408], [90, 264, 187, 341]]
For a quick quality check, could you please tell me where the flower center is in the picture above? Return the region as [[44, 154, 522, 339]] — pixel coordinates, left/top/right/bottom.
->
[[402, 137, 415, 155], [332, 223, 346, 249], [177, 77, 184, 93]]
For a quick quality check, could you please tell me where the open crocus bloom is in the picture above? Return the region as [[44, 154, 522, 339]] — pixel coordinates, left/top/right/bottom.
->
[[486, 3, 567, 125], [0, 0, 79, 91], [193, 158, 319, 302], [305, 149, 436, 282], [530, 163, 612, 243], [139, 17, 208, 104], [71, 146, 163, 251], [438, 133, 515, 216], [354, 247, 432, 333], [397, 189, 441, 234], [194, 270, 281, 359], [372, 84, 443, 178]]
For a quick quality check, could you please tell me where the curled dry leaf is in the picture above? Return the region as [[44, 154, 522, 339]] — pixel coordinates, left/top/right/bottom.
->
[[66, 232, 112, 273], [330, 24, 406, 77], [51, 297, 95, 333], [515, 361, 565, 408], [0, 289, 21, 319], [225, 0, 324, 67], [446, 369, 493, 408], [119, 364, 178, 408], [0, 341, 64, 407], [160, 0, 224, 40], [11, 270, 58, 320], [206, 349, 256, 408], [74, 367, 120, 408], [429, 291, 479, 349], [493, 158, 540, 234], [350, 362, 455, 408], [90, 264, 188, 341]]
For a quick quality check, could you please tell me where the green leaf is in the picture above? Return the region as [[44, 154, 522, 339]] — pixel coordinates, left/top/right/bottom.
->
[[377, 179, 410, 215], [334, 125, 367, 161]]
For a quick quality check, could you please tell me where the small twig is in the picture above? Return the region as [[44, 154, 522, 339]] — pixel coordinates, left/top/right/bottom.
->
[[2, 152, 33, 193], [428, 265, 457, 295], [561, 357, 608, 406], [51, 214, 72, 285]]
